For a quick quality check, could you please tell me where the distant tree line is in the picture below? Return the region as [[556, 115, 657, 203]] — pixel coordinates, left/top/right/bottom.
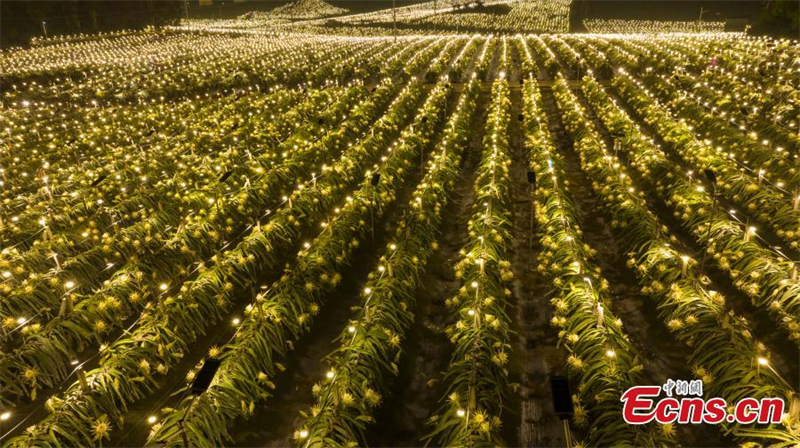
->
[[757, 0, 799, 37], [1, 1, 183, 48]]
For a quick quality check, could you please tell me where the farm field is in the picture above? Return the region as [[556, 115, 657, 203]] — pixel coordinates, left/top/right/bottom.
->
[[1, 7, 799, 448]]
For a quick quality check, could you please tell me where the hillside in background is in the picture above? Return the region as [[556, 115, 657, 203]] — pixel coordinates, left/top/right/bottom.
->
[[327, 0, 572, 34], [3, 0, 797, 48], [2, 29, 799, 448], [268, 0, 348, 18]]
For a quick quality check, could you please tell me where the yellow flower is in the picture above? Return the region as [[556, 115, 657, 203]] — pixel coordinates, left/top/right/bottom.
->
[[92, 415, 112, 441], [341, 392, 354, 406], [567, 355, 583, 371], [567, 333, 580, 344], [573, 402, 586, 426], [667, 319, 683, 330], [493, 352, 508, 366], [23, 367, 39, 383], [365, 388, 382, 407], [93, 320, 107, 334]]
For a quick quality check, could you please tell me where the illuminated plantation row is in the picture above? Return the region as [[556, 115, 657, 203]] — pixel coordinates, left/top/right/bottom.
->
[[0, 31, 798, 448]]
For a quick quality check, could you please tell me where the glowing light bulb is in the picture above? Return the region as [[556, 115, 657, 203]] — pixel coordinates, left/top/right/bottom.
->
[[65, 281, 75, 289], [456, 409, 466, 417], [232, 318, 241, 325], [326, 370, 335, 379], [0, 412, 10, 421], [147, 416, 157, 424], [606, 349, 616, 358], [159, 283, 168, 291], [757, 357, 769, 366], [348, 326, 356, 333], [299, 430, 309, 439]]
